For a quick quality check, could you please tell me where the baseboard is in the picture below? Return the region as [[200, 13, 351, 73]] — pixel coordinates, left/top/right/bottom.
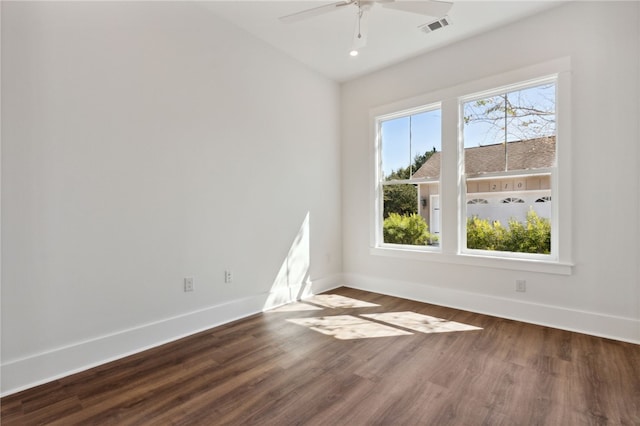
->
[[343, 273, 640, 345], [0, 274, 342, 397]]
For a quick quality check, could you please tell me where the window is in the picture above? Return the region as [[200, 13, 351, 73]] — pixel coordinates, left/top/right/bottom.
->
[[500, 198, 525, 204], [372, 59, 571, 273], [467, 199, 489, 205], [462, 80, 556, 256], [376, 106, 442, 248]]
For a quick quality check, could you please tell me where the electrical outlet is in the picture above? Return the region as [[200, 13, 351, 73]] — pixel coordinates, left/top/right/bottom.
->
[[184, 277, 194, 292], [224, 270, 232, 283], [516, 279, 526, 293]]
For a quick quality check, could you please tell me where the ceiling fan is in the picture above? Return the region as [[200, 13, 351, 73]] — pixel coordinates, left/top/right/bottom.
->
[[279, 0, 453, 55]]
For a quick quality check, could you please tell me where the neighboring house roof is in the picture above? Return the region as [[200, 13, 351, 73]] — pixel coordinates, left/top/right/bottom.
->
[[412, 136, 556, 180]]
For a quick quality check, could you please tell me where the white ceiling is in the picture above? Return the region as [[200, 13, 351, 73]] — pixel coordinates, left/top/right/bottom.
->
[[202, 1, 565, 82]]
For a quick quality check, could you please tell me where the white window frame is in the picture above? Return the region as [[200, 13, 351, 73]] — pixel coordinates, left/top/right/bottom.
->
[[459, 76, 558, 262], [373, 102, 442, 252], [370, 58, 573, 275]]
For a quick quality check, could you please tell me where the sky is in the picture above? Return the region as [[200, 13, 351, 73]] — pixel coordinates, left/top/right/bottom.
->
[[463, 83, 556, 148], [381, 108, 441, 178]]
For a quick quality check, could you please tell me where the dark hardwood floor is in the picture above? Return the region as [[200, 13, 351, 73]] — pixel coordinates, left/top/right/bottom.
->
[[2, 287, 639, 425]]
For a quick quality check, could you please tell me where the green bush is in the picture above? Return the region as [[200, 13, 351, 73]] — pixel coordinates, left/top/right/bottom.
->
[[383, 213, 437, 245], [505, 209, 551, 253], [467, 216, 499, 250], [466, 209, 550, 254]]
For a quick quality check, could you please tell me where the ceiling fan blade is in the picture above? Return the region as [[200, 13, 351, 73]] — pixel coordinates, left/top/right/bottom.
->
[[279, 0, 353, 24], [352, 9, 370, 50], [381, 0, 453, 18]]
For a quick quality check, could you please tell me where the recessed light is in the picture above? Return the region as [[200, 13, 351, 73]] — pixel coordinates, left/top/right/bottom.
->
[[350, 50, 359, 57]]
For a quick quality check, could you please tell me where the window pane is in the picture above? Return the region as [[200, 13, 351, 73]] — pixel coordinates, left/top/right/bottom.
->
[[462, 83, 555, 254], [381, 109, 441, 181], [381, 116, 411, 180], [463, 84, 556, 149], [382, 184, 438, 246]]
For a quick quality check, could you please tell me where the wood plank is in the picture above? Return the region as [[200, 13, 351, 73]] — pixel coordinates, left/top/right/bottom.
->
[[2, 287, 639, 425]]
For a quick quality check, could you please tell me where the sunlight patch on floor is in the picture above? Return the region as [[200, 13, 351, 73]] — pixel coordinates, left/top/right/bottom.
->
[[362, 312, 483, 334], [304, 294, 380, 309], [269, 302, 324, 312], [287, 315, 412, 340]]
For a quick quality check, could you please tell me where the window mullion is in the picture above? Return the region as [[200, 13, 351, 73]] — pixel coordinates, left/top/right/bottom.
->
[[555, 70, 572, 263], [440, 98, 460, 255]]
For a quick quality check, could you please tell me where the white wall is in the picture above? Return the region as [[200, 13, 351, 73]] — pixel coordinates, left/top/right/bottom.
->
[[1, 2, 342, 394], [341, 2, 640, 342], [2, 0, 639, 398]]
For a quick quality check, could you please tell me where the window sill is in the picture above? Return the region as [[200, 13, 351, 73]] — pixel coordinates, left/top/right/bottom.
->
[[370, 246, 573, 275]]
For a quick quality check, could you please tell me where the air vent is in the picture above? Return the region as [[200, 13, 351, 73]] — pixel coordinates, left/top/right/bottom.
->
[[419, 16, 451, 33]]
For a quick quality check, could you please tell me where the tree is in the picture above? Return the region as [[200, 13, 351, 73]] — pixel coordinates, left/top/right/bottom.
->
[[463, 84, 555, 145], [383, 184, 417, 218], [383, 148, 437, 218]]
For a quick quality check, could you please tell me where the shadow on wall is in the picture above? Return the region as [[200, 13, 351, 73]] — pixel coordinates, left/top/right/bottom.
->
[[263, 212, 311, 310]]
